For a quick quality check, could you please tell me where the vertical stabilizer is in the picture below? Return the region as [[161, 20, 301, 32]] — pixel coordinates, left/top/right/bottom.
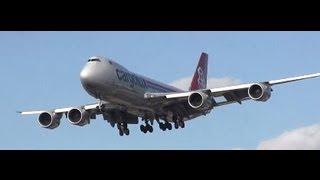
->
[[189, 52, 208, 91]]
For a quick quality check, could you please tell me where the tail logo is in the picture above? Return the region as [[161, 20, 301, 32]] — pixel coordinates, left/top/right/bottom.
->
[[197, 67, 206, 88]]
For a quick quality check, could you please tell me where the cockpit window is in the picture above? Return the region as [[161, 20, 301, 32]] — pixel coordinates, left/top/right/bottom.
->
[[88, 58, 101, 62]]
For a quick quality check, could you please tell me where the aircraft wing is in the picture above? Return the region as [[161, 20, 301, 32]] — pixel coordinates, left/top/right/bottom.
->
[[18, 102, 116, 115], [145, 73, 320, 106]]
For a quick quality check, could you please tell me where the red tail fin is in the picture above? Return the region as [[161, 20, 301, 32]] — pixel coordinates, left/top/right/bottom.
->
[[189, 52, 208, 91]]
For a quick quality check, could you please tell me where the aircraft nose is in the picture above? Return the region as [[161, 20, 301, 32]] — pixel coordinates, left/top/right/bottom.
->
[[80, 66, 94, 87]]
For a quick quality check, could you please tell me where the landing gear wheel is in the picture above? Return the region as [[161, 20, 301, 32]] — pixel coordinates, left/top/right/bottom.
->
[[119, 129, 124, 136], [174, 122, 179, 129], [159, 123, 166, 131], [167, 123, 172, 130], [140, 125, 145, 133], [148, 125, 153, 133], [159, 122, 163, 129], [179, 121, 185, 128], [124, 128, 130, 135]]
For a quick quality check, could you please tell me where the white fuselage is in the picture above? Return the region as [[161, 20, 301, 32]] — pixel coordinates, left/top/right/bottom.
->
[[80, 57, 184, 119]]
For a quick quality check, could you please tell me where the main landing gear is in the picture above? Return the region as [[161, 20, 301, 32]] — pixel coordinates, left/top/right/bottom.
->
[[154, 115, 172, 131], [172, 115, 185, 129], [117, 123, 130, 136], [158, 121, 172, 131], [140, 121, 153, 134], [139, 114, 186, 134], [156, 114, 184, 131]]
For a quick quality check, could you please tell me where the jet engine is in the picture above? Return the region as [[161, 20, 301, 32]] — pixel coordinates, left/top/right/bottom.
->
[[68, 108, 90, 126], [248, 83, 272, 102], [188, 92, 213, 110], [38, 111, 62, 129]]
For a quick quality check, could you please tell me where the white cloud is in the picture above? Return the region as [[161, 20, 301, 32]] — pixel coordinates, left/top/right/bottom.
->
[[170, 77, 192, 91], [207, 77, 242, 89], [170, 76, 242, 90], [257, 124, 320, 150]]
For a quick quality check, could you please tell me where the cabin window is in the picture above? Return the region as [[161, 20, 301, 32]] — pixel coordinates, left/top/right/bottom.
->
[[88, 58, 101, 62]]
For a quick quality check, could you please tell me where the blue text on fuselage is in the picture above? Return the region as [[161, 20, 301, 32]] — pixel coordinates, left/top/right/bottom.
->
[[116, 69, 147, 89]]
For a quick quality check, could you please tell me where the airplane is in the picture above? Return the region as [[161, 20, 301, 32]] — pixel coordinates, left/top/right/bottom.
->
[[19, 52, 320, 136]]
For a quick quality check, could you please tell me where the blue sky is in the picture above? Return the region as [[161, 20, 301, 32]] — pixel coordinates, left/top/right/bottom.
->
[[1, 31, 320, 150]]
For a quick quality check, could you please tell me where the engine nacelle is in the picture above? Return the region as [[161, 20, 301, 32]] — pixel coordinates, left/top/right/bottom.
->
[[38, 111, 62, 129], [68, 108, 90, 126], [188, 92, 213, 110], [248, 83, 272, 102]]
